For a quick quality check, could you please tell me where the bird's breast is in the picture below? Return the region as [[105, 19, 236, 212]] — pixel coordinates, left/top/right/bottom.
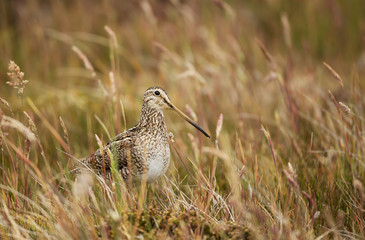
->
[[143, 136, 170, 183]]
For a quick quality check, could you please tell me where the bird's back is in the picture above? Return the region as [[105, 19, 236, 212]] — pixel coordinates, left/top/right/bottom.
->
[[83, 127, 146, 180]]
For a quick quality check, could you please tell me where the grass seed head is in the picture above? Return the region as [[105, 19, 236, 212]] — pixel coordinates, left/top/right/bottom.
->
[[339, 102, 352, 115], [215, 113, 223, 140], [6, 61, 29, 95]]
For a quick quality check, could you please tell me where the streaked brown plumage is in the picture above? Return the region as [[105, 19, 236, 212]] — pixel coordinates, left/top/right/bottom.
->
[[80, 87, 210, 183]]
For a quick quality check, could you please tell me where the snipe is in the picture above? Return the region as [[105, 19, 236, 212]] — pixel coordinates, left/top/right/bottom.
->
[[81, 87, 210, 183]]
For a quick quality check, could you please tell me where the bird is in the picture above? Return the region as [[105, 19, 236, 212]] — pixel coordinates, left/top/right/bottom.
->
[[79, 86, 210, 183]]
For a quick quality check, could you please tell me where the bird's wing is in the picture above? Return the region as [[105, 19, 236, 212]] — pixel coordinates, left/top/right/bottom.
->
[[85, 129, 143, 179], [106, 127, 137, 146]]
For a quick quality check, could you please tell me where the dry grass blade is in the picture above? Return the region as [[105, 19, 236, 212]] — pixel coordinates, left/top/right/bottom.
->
[[281, 13, 292, 49], [72, 46, 96, 78], [26, 98, 71, 153], [256, 39, 275, 67], [323, 62, 344, 87], [1, 115, 36, 142], [59, 116, 70, 145], [261, 125, 280, 182], [104, 26, 118, 50]]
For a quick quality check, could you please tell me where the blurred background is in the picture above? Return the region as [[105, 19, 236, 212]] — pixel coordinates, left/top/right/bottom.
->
[[1, 0, 364, 152], [1, 0, 365, 238]]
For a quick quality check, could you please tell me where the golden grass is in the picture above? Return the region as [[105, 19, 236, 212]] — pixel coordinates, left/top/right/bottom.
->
[[1, 0, 365, 239]]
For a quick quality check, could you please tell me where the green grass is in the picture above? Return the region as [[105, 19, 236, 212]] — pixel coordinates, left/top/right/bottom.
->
[[1, 1, 365, 239]]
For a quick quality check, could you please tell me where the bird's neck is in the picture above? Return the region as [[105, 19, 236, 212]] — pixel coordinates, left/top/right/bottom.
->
[[137, 103, 166, 130]]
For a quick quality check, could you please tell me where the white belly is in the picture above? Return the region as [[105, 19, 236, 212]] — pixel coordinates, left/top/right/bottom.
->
[[146, 145, 170, 183]]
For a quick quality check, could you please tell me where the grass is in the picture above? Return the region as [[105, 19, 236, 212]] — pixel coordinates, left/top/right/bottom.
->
[[1, 0, 365, 239]]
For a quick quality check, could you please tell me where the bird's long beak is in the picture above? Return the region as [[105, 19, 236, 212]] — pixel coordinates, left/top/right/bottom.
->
[[168, 102, 210, 138]]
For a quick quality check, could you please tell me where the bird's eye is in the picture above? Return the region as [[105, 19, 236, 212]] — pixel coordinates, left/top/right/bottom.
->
[[154, 91, 160, 96]]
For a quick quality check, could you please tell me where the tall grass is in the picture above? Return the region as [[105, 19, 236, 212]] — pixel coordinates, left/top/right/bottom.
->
[[1, 0, 365, 239]]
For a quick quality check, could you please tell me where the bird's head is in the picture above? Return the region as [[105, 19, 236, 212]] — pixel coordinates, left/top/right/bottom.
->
[[143, 87, 172, 110], [143, 87, 210, 138]]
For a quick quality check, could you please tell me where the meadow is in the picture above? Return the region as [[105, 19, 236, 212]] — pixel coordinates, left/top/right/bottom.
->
[[0, 0, 365, 239]]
